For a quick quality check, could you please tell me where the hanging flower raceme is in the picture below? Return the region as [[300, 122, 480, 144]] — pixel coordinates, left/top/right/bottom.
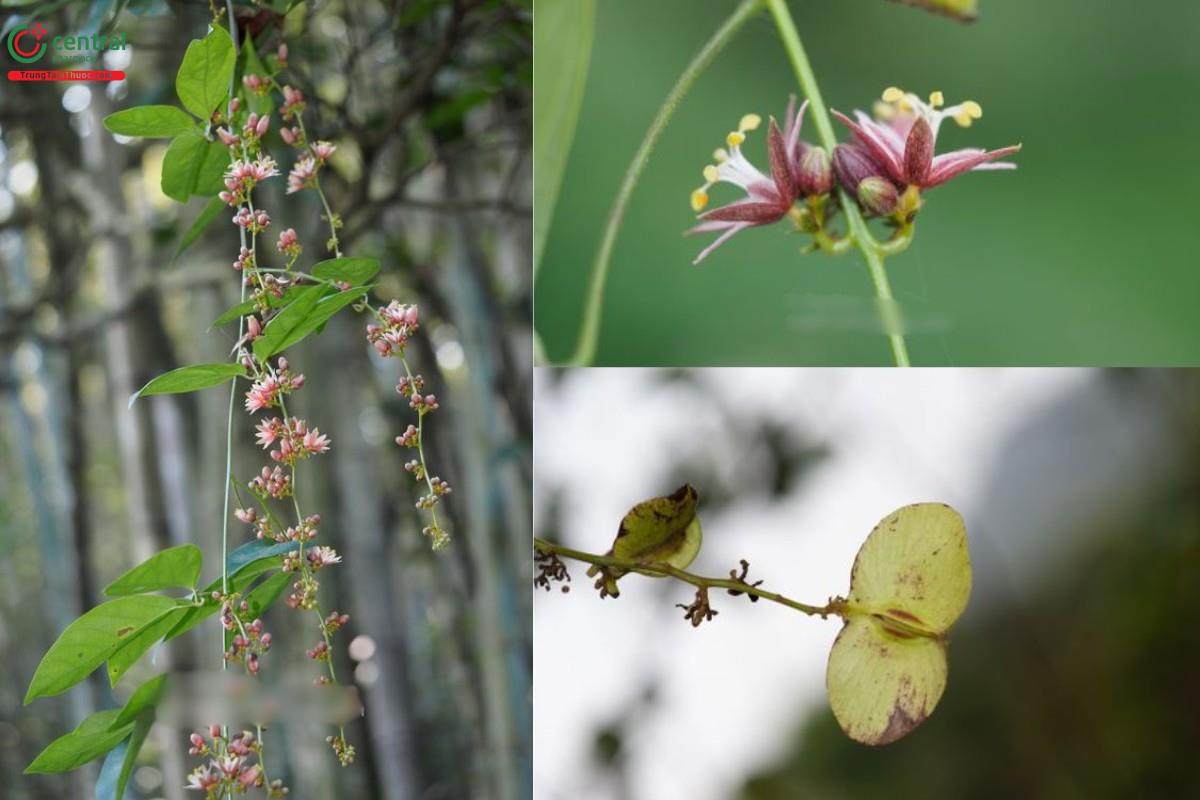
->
[[686, 99, 833, 264], [832, 87, 1021, 216]]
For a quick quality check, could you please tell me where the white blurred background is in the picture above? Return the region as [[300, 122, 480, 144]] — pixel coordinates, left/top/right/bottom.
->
[[533, 369, 1194, 800]]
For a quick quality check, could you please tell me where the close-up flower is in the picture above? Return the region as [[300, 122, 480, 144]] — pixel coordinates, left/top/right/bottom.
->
[[686, 99, 822, 264], [832, 87, 1021, 208]]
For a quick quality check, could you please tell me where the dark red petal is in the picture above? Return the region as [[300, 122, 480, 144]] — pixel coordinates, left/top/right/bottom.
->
[[700, 199, 789, 224], [925, 144, 1022, 188], [832, 144, 885, 194], [903, 117, 934, 186], [832, 110, 904, 183], [767, 117, 797, 203]]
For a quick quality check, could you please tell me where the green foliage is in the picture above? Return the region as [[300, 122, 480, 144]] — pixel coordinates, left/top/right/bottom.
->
[[253, 285, 371, 360], [826, 503, 971, 745], [240, 33, 276, 117], [175, 26, 236, 120], [174, 197, 227, 260], [311, 257, 381, 286], [160, 130, 228, 202], [25, 596, 180, 703], [532, 0, 594, 272], [245, 570, 291, 618], [131, 362, 246, 406], [105, 609, 188, 687], [210, 285, 307, 328], [103, 105, 196, 137], [104, 544, 202, 596], [110, 674, 168, 728], [24, 710, 132, 775]]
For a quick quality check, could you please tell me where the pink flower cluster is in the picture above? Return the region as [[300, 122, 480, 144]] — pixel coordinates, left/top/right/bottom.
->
[[220, 157, 279, 207], [248, 465, 291, 500], [254, 416, 331, 464], [244, 358, 305, 413], [185, 727, 288, 797], [216, 596, 272, 675]]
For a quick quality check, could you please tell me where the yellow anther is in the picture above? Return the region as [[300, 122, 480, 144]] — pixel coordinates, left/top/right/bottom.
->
[[690, 189, 709, 212], [873, 101, 896, 121], [738, 113, 762, 132], [953, 111, 974, 128], [897, 98, 913, 112], [882, 86, 905, 103], [713, 148, 729, 163], [703, 165, 719, 183], [726, 131, 746, 148], [929, 90, 945, 108], [961, 100, 983, 119]]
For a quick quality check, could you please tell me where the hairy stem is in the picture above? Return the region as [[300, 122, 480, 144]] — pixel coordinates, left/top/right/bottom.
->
[[534, 538, 842, 618], [764, 0, 911, 367], [564, 0, 764, 366]]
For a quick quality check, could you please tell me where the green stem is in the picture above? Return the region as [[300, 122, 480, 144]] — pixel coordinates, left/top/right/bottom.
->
[[764, 0, 911, 367], [534, 538, 841, 618], [565, 0, 764, 366]]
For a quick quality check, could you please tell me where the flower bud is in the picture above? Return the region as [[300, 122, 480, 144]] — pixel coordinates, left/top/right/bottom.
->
[[832, 144, 883, 194], [856, 177, 900, 216], [256, 114, 270, 137], [210, 724, 222, 739], [797, 146, 833, 196]]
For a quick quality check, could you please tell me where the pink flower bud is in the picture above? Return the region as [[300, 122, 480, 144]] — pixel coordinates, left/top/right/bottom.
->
[[246, 315, 261, 339], [277, 43, 288, 63], [210, 724, 222, 739], [797, 146, 833, 196], [256, 114, 270, 137]]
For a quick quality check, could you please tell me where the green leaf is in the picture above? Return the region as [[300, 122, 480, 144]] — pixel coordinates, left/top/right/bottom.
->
[[131, 362, 245, 407], [253, 286, 369, 360], [104, 105, 196, 137], [226, 538, 298, 578], [885, 0, 978, 22], [25, 595, 180, 703], [241, 33, 275, 117], [174, 196, 227, 261], [97, 695, 158, 800], [164, 545, 291, 642], [311, 257, 380, 286], [106, 608, 188, 687], [244, 570, 291, 618], [25, 709, 131, 774], [161, 131, 228, 202], [210, 284, 308, 329], [104, 544, 202, 596], [176, 26, 235, 119], [111, 674, 168, 730], [532, 0, 594, 274]]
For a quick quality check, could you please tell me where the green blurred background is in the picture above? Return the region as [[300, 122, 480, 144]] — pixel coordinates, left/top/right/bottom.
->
[[534, 0, 1200, 365]]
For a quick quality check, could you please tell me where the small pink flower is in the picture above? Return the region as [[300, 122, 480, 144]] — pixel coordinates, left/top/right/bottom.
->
[[243, 73, 269, 94], [277, 43, 288, 64], [186, 764, 219, 791], [255, 417, 283, 448], [307, 546, 342, 570], [281, 85, 305, 119], [246, 315, 262, 340], [286, 155, 317, 194], [311, 140, 336, 162], [234, 507, 257, 524], [302, 427, 331, 454], [217, 127, 239, 147]]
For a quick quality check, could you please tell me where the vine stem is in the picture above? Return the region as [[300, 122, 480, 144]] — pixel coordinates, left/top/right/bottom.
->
[[534, 538, 843, 619], [764, 0, 911, 366], [565, 0, 764, 366]]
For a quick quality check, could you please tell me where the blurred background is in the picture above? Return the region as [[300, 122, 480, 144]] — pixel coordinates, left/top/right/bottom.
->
[[534, 0, 1200, 365], [533, 368, 1200, 798], [0, 1, 530, 798]]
